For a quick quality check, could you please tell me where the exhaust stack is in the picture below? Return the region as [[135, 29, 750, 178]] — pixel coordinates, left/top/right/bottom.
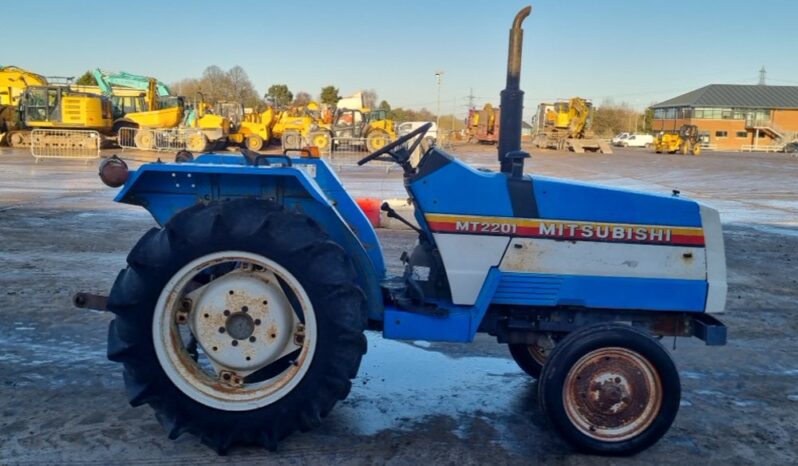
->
[[498, 6, 531, 174]]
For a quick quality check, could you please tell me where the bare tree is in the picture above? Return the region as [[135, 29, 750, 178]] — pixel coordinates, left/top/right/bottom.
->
[[170, 65, 263, 109], [292, 92, 312, 107], [361, 89, 378, 109]]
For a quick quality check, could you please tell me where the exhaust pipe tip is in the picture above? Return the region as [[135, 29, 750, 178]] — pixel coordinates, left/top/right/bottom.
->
[[513, 5, 532, 29]]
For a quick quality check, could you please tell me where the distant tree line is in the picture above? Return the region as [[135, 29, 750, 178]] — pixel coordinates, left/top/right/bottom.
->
[[166, 66, 450, 123]]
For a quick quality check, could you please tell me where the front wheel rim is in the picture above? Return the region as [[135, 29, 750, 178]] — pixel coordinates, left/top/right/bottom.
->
[[152, 250, 317, 411], [562, 347, 662, 442]]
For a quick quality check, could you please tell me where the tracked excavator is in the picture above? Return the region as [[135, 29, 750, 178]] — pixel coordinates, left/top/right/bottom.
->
[[533, 97, 613, 154], [0, 66, 48, 145], [6, 84, 114, 149]]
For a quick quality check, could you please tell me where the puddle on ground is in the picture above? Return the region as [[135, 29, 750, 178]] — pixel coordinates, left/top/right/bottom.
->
[[331, 335, 530, 437]]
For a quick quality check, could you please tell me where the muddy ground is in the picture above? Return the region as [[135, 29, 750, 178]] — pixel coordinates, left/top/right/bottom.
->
[[0, 145, 797, 464]]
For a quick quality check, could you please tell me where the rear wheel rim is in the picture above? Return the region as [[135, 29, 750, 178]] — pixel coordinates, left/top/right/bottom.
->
[[152, 250, 317, 411], [562, 347, 662, 442]]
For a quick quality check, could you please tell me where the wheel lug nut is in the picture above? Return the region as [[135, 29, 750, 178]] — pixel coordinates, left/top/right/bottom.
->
[[232, 340, 239, 346], [223, 309, 230, 316], [218, 327, 225, 333], [241, 306, 248, 313], [254, 319, 261, 326], [249, 336, 256, 342]]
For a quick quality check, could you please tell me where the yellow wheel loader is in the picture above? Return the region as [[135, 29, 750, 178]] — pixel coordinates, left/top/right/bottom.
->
[[309, 108, 397, 153], [654, 124, 701, 156], [215, 101, 275, 151]]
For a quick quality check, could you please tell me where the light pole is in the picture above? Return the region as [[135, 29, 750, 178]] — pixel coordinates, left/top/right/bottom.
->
[[434, 71, 443, 134]]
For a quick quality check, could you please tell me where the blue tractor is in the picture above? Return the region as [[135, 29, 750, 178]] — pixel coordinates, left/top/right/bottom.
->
[[79, 6, 727, 456]]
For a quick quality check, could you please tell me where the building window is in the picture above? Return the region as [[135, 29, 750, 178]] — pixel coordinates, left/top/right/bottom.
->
[[715, 131, 728, 138], [735, 131, 748, 138]]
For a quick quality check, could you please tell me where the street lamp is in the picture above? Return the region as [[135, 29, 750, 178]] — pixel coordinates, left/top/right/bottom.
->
[[434, 71, 443, 134]]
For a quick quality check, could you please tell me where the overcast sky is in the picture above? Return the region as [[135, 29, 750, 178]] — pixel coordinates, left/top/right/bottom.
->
[[2, 0, 796, 116]]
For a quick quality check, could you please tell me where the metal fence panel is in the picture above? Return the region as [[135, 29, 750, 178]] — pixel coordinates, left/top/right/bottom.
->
[[330, 137, 370, 159], [117, 127, 137, 149], [118, 127, 202, 152], [30, 129, 101, 162]]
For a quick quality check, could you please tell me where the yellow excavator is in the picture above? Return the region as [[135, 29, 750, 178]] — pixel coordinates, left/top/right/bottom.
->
[[654, 124, 701, 156], [1, 66, 48, 145], [533, 97, 612, 154], [6, 84, 114, 148]]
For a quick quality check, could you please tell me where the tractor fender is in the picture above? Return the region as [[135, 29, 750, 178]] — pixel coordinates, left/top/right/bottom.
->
[[113, 155, 386, 319]]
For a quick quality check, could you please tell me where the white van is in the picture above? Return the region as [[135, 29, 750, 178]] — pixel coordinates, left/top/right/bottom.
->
[[611, 132, 630, 146], [621, 134, 654, 148], [397, 121, 438, 144]]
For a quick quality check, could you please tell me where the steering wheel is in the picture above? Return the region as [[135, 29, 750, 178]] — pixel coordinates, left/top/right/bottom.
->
[[357, 122, 432, 166]]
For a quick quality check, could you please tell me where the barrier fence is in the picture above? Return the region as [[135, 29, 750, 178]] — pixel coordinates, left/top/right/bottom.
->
[[30, 129, 101, 162], [741, 144, 784, 153], [118, 127, 204, 152]]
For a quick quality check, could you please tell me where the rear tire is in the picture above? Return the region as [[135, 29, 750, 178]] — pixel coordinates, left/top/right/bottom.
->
[[538, 323, 680, 456], [106, 199, 367, 453], [281, 131, 302, 150]]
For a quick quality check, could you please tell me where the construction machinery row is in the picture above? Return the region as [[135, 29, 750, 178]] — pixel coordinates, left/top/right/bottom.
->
[[464, 98, 612, 154], [1, 67, 396, 153]]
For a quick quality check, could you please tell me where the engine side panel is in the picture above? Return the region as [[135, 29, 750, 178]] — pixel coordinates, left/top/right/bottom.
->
[[409, 150, 719, 315]]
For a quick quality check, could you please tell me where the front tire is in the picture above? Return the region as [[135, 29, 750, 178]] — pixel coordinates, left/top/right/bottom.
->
[[245, 135, 264, 151], [106, 199, 367, 453], [186, 133, 209, 152], [365, 129, 391, 152], [508, 334, 555, 378], [309, 131, 332, 152], [538, 324, 680, 456]]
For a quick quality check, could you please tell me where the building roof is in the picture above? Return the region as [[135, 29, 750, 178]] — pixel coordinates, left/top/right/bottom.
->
[[651, 84, 798, 109]]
